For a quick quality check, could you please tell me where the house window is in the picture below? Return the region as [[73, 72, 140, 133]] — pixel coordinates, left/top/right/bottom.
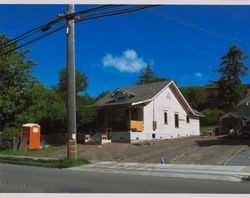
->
[[186, 115, 190, 123], [175, 114, 179, 128], [164, 112, 168, 124]]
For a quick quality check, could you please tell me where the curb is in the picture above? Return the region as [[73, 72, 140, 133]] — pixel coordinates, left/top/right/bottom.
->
[[69, 167, 248, 182], [0, 154, 59, 161], [67, 162, 250, 182]]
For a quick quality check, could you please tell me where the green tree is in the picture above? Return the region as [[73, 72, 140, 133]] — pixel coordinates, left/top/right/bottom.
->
[[137, 64, 168, 85], [95, 91, 110, 101], [16, 85, 66, 124], [0, 125, 20, 149], [76, 94, 96, 129], [55, 68, 88, 100], [215, 45, 248, 112], [13, 84, 67, 136], [0, 34, 37, 131], [201, 108, 225, 126], [180, 86, 207, 110], [54, 68, 96, 130], [204, 82, 224, 111]]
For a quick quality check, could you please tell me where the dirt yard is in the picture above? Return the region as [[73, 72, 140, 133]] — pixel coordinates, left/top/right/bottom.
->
[[47, 135, 250, 165]]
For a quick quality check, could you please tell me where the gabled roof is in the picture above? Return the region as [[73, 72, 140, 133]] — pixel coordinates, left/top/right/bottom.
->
[[110, 88, 136, 98], [93, 80, 171, 107], [92, 80, 203, 117]]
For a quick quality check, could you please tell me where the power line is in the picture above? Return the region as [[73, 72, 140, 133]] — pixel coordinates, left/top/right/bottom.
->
[[2, 5, 122, 48], [1, 24, 67, 56], [0, 5, 159, 56], [77, 5, 159, 23], [149, 10, 250, 46], [66, 4, 123, 20]]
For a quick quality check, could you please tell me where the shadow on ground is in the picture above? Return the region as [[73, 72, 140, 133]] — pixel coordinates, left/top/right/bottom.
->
[[195, 135, 250, 147]]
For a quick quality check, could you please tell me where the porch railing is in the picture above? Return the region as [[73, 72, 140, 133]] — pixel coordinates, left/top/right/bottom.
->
[[130, 120, 143, 132]]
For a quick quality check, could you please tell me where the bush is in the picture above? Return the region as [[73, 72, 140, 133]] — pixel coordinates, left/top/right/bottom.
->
[[0, 126, 20, 149], [201, 108, 225, 126]]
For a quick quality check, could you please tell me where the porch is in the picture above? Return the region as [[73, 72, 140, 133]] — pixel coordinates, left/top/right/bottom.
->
[[84, 105, 144, 143], [100, 105, 143, 129]]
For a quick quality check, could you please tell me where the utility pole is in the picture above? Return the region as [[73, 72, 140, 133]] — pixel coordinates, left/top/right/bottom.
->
[[66, 4, 77, 160]]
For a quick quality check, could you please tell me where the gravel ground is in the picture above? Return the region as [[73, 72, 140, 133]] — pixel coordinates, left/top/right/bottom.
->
[[46, 135, 250, 166], [226, 146, 250, 166]]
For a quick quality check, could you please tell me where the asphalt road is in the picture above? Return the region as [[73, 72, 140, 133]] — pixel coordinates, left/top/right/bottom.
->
[[0, 163, 250, 193]]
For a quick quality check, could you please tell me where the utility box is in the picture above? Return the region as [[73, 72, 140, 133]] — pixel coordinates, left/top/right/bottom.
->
[[20, 123, 40, 150]]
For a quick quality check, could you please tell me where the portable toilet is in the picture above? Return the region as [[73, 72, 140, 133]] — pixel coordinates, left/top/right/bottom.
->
[[21, 123, 40, 150]]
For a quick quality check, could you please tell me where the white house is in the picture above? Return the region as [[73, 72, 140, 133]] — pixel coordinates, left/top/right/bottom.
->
[[91, 80, 203, 143]]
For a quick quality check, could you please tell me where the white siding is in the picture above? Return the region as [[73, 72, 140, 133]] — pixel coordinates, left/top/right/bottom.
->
[[130, 85, 200, 141]]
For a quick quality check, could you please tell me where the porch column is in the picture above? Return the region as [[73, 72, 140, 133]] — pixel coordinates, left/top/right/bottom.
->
[[128, 109, 131, 130]]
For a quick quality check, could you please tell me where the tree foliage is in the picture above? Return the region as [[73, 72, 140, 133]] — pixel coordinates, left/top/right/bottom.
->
[[16, 85, 66, 124], [0, 126, 20, 149], [95, 91, 110, 101], [201, 108, 225, 126], [180, 86, 206, 110], [55, 68, 88, 100], [137, 64, 168, 85], [212, 45, 248, 112], [0, 34, 37, 131], [54, 68, 96, 131], [76, 94, 96, 130]]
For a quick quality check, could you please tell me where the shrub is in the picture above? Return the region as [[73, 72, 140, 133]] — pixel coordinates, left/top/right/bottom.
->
[[0, 126, 20, 149], [201, 108, 225, 126]]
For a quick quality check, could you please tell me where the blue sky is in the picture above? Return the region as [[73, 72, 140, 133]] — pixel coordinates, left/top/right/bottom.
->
[[1, 4, 249, 97]]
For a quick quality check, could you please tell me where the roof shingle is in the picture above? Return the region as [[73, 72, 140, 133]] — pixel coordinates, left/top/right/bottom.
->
[[93, 80, 171, 107]]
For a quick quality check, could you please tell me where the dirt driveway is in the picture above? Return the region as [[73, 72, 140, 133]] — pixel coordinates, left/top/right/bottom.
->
[[48, 135, 250, 165]]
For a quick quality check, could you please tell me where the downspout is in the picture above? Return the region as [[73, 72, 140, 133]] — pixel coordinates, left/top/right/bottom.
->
[[153, 98, 156, 131], [152, 85, 156, 131], [153, 99, 155, 124]]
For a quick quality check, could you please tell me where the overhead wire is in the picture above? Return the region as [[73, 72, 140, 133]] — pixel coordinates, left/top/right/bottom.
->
[[77, 5, 159, 23], [2, 4, 122, 48], [1, 24, 67, 56], [0, 5, 159, 56], [149, 9, 250, 46]]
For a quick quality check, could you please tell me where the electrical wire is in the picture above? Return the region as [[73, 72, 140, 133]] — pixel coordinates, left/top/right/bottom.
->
[[0, 5, 159, 56], [149, 10, 250, 46], [77, 5, 159, 23], [67, 4, 123, 20], [1, 24, 67, 56], [2, 5, 122, 48]]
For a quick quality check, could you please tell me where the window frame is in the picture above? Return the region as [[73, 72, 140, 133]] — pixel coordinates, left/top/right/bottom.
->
[[164, 111, 168, 125], [175, 114, 179, 128]]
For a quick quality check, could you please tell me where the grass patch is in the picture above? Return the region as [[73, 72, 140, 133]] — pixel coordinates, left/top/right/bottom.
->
[[0, 156, 89, 168], [200, 125, 218, 135], [0, 145, 65, 157]]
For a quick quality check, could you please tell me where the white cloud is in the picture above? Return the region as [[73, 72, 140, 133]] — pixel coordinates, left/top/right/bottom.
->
[[102, 49, 147, 73], [194, 72, 203, 79]]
